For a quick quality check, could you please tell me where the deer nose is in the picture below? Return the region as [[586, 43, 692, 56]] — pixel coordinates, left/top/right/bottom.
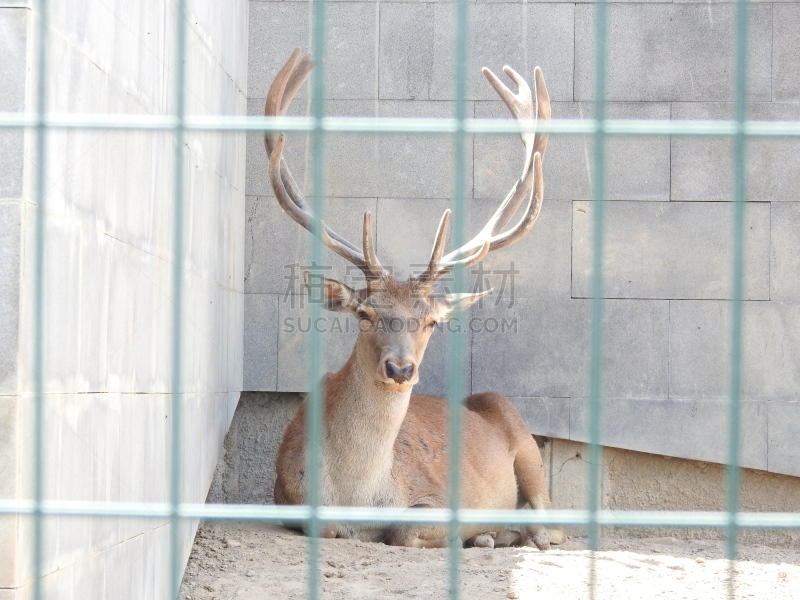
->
[[384, 360, 415, 384]]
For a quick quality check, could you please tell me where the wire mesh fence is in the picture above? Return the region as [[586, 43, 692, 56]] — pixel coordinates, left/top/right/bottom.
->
[[3, 0, 800, 598]]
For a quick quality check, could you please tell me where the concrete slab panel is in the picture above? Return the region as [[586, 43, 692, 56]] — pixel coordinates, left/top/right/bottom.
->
[[570, 398, 768, 473], [471, 297, 589, 399], [0, 204, 20, 394], [421, 3, 574, 102], [207, 392, 301, 505], [474, 198, 573, 300], [245, 195, 378, 295], [276, 295, 360, 392], [572, 201, 771, 300], [110, 533, 145, 600], [2, 0, 247, 591], [575, 4, 772, 102], [670, 300, 800, 402], [0, 10, 28, 111], [768, 402, 800, 477], [57, 396, 93, 568], [376, 198, 468, 282], [774, 4, 800, 102], [89, 394, 121, 553], [72, 550, 104, 600], [771, 203, 800, 302], [248, 2, 377, 99], [378, 3, 435, 100], [509, 397, 570, 440], [472, 297, 669, 400], [15, 396, 62, 585], [374, 101, 472, 200], [0, 9, 25, 198], [373, 196, 570, 300], [247, 98, 469, 200], [476, 101, 671, 203], [413, 319, 472, 399], [603, 299, 670, 400], [671, 103, 800, 202], [243, 294, 278, 391], [0, 396, 18, 587], [40, 563, 74, 600]]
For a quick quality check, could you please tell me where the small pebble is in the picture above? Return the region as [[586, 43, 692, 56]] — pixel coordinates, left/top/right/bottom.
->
[[246, 569, 255, 577], [696, 558, 705, 564]]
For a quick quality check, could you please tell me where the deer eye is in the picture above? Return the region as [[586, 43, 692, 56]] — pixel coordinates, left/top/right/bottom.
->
[[425, 319, 437, 330]]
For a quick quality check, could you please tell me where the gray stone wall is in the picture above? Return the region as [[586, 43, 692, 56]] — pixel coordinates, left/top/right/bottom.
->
[[1, 1, 246, 598], [244, 1, 800, 478]]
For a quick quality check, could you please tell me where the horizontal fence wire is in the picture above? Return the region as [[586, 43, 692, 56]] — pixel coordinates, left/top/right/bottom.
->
[[3, 113, 800, 137], [14, 0, 799, 596], [4, 501, 800, 529]]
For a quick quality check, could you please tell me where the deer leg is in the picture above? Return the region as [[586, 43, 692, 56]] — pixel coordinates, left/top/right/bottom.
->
[[493, 529, 525, 548], [513, 436, 568, 551], [302, 523, 338, 538], [384, 525, 453, 548], [465, 532, 496, 549]]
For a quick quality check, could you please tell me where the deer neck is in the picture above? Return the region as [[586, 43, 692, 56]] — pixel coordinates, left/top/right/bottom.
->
[[321, 347, 412, 506]]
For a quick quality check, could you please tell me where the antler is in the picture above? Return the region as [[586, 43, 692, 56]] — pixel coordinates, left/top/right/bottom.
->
[[415, 65, 550, 291], [265, 48, 387, 287]]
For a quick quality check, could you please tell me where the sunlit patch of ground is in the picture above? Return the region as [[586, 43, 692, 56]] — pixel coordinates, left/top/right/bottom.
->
[[511, 540, 800, 599], [180, 524, 800, 600]]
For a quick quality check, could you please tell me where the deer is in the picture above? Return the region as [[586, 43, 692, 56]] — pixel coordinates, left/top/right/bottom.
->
[[266, 48, 565, 550]]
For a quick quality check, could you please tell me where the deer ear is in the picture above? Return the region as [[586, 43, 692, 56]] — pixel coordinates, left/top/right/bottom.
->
[[304, 272, 362, 313], [431, 289, 492, 322]]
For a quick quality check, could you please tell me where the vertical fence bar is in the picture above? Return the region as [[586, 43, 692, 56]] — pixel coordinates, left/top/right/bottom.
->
[[169, 0, 188, 598], [32, 1, 49, 599], [307, 1, 329, 599], [727, 0, 748, 596], [11, 0, 791, 594], [447, 0, 470, 598], [587, 0, 608, 598]]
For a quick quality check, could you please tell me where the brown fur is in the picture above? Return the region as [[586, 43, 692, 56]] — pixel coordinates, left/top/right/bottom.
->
[[268, 51, 560, 549], [273, 278, 565, 550]]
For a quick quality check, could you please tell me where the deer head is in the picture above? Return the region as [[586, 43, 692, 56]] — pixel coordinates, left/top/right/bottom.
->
[[265, 48, 550, 393]]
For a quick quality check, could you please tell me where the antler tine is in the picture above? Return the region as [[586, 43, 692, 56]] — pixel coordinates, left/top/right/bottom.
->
[[282, 53, 314, 115], [265, 48, 302, 153], [362, 211, 387, 286], [532, 66, 551, 160], [269, 134, 367, 267], [429, 209, 451, 272], [430, 65, 549, 274], [443, 240, 491, 273], [266, 50, 390, 278], [485, 152, 544, 252], [414, 209, 451, 291]]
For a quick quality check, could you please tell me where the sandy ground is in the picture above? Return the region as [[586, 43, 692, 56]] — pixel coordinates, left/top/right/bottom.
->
[[179, 522, 800, 600]]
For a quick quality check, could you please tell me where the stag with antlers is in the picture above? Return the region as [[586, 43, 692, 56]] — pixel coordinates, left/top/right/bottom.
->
[[266, 48, 564, 550]]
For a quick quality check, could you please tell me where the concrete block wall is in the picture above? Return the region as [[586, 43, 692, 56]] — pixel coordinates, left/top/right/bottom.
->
[[244, 0, 800, 486], [1, 1, 246, 598]]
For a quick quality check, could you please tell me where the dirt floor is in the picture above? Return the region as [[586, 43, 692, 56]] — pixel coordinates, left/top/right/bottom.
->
[[179, 522, 800, 599]]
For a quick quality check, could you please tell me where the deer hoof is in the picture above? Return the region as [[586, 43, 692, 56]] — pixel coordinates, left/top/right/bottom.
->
[[494, 529, 522, 548], [471, 533, 495, 549], [320, 524, 338, 538], [530, 531, 550, 551]]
